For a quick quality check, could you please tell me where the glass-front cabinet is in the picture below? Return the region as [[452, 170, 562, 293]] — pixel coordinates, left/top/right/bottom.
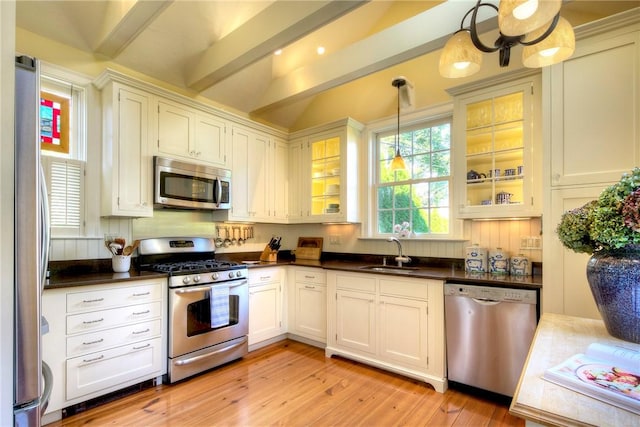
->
[[288, 118, 363, 223], [311, 136, 341, 216], [451, 72, 541, 219]]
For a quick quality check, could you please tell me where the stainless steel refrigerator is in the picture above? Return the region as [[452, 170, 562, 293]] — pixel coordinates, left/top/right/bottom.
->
[[14, 55, 52, 427]]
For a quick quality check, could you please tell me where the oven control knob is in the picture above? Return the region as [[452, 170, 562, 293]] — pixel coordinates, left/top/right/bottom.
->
[[182, 276, 191, 285], [235, 271, 242, 278], [193, 275, 201, 283], [228, 271, 234, 279], [211, 272, 219, 281]]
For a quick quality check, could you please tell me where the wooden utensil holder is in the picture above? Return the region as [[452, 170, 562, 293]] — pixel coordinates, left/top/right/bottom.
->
[[259, 245, 278, 262]]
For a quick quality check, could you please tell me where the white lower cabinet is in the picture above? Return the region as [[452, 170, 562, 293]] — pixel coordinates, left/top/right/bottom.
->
[[66, 337, 163, 401], [288, 267, 326, 343], [42, 278, 167, 422], [248, 267, 286, 347], [326, 271, 446, 392]]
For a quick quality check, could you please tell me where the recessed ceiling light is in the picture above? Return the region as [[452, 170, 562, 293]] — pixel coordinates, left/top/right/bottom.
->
[[274, 49, 283, 55], [317, 46, 325, 55]]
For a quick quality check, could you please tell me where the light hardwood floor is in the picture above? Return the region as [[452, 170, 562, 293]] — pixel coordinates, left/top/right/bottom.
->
[[47, 339, 524, 426]]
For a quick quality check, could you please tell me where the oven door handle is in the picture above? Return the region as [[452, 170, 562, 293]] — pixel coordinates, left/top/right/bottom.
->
[[174, 280, 247, 294], [174, 337, 248, 366]]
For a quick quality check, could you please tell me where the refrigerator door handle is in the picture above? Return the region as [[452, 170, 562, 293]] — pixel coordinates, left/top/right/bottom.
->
[[39, 166, 50, 289], [40, 362, 53, 416]]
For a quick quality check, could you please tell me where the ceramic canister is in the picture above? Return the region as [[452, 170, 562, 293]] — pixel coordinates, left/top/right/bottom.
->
[[510, 254, 532, 276], [489, 248, 509, 274], [465, 244, 488, 273]]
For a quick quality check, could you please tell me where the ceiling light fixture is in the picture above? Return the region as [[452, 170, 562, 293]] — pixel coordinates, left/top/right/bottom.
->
[[316, 46, 325, 55], [439, 0, 574, 78], [274, 49, 283, 56], [390, 77, 407, 171]]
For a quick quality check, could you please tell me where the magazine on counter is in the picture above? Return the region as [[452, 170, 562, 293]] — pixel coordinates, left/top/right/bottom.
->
[[543, 342, 640, 414]]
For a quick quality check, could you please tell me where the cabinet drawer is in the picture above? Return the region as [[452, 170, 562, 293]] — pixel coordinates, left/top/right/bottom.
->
[[66, 301, 161, 335], [66, 319, 162, 358], [335, 273, 375, 293], [249, 267, 282, 285], [66, 337, 163, 401], [66, 282, 162, 313], [295, 269, 326, 284], [380, 279, 428, 301]]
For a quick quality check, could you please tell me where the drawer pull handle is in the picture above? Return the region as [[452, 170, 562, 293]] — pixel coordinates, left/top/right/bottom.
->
[[304, 285, 316, 289], [82, 338, 104, 345], [132, 291, 151, 297], [260, 276, 271, 281], [132, 343, 151, 350], [304, 275, 315, 279], [132, 310, 150, 316], [82, 298, 104, 303], [82, 318, 104, 325], [132, 328, 150, 335], [82, 354, 104, 363]]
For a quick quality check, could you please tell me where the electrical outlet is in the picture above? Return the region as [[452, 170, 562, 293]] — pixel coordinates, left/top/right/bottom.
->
[[329, 235, 340, 245], [520, 236, 541, 249]]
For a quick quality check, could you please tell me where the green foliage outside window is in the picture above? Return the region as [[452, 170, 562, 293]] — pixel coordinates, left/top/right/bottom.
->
[[377, 121, 451, 236]]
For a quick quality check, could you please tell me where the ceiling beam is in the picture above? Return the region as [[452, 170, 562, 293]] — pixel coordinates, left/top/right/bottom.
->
[[251, 0, 499, 114], [186, 0, 368, 92], [95, 0, 173, 58]]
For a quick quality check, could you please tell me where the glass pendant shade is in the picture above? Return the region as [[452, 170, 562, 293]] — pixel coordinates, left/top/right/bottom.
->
[[391, 151, 406, 171], [522, 16, 575, 68], [498, 0, 562, 36], [438, 30, 482, 78]]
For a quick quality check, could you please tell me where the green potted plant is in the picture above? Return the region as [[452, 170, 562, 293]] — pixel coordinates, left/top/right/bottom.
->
[[556, 167, 640, 343]]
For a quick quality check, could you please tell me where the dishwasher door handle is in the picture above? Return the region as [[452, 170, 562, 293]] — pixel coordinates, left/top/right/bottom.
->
[[471, 298, 501, 306]]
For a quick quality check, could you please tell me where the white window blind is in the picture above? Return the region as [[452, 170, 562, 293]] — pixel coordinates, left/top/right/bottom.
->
[[42, 157, 84, 236]]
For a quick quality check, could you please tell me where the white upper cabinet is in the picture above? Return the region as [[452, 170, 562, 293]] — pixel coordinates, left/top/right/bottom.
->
[[450, 71, 542, 219], [98, 81, 153, 217], [288, 118, 363, 223], [227, 125, 288, 223], [547, 27, 640, 187], [271, 138, 289, 222], [155, 98, 229, 168]]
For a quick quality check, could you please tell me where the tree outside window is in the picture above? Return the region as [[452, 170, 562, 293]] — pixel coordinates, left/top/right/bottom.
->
[[377, 120, 451, 237]]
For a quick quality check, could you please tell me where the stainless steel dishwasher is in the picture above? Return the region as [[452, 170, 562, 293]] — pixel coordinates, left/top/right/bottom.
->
[[444, 283, 538, 398]]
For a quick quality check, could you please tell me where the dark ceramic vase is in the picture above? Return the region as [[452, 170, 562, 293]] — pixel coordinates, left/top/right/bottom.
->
[[586, 249, 640, 344]]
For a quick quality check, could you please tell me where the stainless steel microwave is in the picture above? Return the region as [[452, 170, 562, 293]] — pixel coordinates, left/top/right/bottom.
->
[[154, 156, 231, 210]]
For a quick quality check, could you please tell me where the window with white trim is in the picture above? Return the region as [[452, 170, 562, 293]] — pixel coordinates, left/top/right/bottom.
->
[[40, 73, 86, 237], [375, 118, 452, 237]]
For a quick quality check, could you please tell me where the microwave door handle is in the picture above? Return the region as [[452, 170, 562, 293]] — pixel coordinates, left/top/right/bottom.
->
[[216, 177, 222, 208]]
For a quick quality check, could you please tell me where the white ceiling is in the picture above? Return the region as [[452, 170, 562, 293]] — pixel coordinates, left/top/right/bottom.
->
[[15, 1, 639, 131]]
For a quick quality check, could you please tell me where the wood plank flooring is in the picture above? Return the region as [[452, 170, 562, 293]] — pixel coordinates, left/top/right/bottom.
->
[[46, 340, 525, 426]]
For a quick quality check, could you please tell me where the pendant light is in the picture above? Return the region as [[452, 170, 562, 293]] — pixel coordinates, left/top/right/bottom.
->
[[498, 0, 561, 36], [438, 0, 574, 78], [391, 77, 407, 171]]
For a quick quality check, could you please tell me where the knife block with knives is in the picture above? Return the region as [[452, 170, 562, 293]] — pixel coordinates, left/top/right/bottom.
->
[[260, 236, 281, 262]]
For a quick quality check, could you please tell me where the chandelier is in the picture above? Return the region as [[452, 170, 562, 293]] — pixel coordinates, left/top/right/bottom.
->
[[439, 0, 575, 78]]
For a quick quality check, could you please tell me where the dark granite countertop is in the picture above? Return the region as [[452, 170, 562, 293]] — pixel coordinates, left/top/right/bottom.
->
[[46, 252, 541, 290], [45, 258, 168, 290]]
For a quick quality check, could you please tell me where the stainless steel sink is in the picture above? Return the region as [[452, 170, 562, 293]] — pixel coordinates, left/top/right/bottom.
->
[[359, 265, 419, 274]]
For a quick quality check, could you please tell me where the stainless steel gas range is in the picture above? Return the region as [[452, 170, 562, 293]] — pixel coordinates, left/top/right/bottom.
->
[[137, 237, 248, 383]]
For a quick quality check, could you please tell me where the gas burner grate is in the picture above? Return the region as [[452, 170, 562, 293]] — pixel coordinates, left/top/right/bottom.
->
[[149, 259, 242, 274]]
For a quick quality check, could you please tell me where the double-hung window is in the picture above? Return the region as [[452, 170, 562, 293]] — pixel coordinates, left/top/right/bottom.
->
[[375, 118, 452, 237], [40, 72, 86, 237]]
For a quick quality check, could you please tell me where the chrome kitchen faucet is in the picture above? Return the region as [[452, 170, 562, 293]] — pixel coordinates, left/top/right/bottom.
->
[[387, 237, 411, 267]]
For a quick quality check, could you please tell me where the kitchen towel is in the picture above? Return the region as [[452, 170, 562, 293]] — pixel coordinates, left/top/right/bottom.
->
[[210, 285, 230, 328]]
